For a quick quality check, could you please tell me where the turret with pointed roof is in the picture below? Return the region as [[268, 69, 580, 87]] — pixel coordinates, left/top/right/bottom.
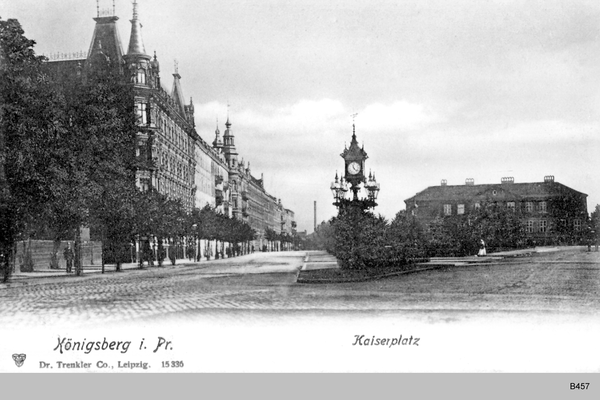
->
[[126, 0, 148, 58], [213, 119, 223, 150], [222, 116, 239, 170], [86, 6, 124, 75], [123, 0, 158, 89], [171, 62, 185, 112]]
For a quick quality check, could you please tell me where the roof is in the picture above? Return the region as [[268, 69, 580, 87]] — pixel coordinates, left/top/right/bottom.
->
[[88, 16, 124, 67], [340, 125, 368, 161], [171, 72, 186, 114], [405, 181, 587, 204], [126, 1, 147, 57]]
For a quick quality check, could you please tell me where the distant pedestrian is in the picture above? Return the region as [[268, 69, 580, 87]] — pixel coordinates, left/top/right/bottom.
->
[[477, 239, 486, 257], [63, 243, 74, 273]]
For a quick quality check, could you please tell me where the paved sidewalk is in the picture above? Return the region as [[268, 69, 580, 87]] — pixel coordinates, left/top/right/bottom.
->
[[2, 250, 309, 287], [1, 257, 242, 287]]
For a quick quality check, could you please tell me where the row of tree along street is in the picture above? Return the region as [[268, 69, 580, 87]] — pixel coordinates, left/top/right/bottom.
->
[[2, 17, 597, 280], [0, 18, 299, 282], [308, 202, 600, 270]]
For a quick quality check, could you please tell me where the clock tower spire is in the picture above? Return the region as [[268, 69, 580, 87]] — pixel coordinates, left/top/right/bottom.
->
[[340, 120, 368, 200]]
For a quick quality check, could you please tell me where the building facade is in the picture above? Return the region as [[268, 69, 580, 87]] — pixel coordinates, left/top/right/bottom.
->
[[213, 119, 295, 250], [46, 1, 295, 254], [405, 176, 588, 244], [47, 2, 199, 211], [196, 129, 230, 215]]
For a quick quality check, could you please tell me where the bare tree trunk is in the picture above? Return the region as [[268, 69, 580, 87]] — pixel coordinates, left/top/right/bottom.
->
[[158, 238, 164, 267], [51, 238, 61, 269], [74, 228, 82, 276], [1, 243, 12, 283]]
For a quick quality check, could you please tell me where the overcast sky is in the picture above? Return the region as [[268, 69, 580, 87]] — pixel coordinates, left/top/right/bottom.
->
[[3, 0, 600, 232]]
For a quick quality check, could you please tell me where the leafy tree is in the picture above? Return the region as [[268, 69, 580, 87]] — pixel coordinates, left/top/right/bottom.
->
[[264, 227, 278, 252], [332, 206, 389, 270], [1, 17, 139, 277], [1, 17, 64, 278], [132, 190, 187, 266], [307, 220, 335, 252], [590, 204, 600, 246], [386, 211, 428, 259], [416, 202, 527, 257], [59, 62, 137, 273]]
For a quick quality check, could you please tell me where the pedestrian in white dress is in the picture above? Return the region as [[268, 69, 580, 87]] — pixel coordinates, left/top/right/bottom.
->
[[477, 239, 486, 257]]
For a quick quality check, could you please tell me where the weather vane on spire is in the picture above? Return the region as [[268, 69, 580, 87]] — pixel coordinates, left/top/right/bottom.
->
[[174, 59, 179, 74], [351, 113, 358, 136]]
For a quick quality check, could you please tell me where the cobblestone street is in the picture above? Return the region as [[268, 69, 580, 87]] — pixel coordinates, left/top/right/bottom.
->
[[1, 249, 599, 328]]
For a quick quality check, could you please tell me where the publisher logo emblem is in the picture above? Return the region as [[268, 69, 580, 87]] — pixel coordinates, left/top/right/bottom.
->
[[12, 354, 26, 367]]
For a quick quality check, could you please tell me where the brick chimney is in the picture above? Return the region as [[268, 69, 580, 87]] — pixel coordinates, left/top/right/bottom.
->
[[544, 175, 555, 183], [465, 178, 474, 186], [441, 179, 447, 186], [501, 177, 514, 184]]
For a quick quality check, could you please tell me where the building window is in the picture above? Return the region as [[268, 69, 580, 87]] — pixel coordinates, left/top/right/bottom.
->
[[527, 220, 535, 233], [524, 202, 533, 212], [136, 102, 148, 125], [457, 204, 465, 215], [539, 201, 547, 213], [539, 220, 547, 233], [140, 178, 150, 192], [574, 219, 582, 231], [136, 69, 146, 85], [474, 202, 481, 210], [443, 204, 452, 216], [507, 201, 515, 210]]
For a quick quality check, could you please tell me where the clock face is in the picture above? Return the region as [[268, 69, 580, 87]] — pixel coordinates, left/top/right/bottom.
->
[[347, 161, 361, 175]]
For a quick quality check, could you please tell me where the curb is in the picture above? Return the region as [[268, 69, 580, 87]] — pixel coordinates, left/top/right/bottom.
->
[[0, 261, 217, 289], [296, 263, 447, 284], [296, 252, 310, 281]]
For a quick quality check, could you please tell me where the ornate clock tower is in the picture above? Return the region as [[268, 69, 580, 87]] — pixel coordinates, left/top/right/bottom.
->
[[340, 124, 368, 200], [331, 120, 380, 209]]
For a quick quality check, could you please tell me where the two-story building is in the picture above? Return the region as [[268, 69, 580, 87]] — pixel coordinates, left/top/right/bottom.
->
[[405, 176, 588, 244]]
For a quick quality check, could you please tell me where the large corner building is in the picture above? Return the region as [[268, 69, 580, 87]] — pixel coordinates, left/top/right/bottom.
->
[[45, 1, 295, 252]]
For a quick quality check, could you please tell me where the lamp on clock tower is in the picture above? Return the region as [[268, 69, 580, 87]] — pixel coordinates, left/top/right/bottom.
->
[[331, 121, 380, 209]]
